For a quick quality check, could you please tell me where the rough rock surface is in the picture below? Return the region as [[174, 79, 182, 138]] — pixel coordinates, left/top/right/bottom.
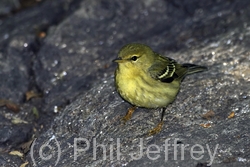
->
[[0, 0, 20, 16], [0, 0, 250, 166]]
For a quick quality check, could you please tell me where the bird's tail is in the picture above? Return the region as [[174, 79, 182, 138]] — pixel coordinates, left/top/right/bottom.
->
[[182, 63, 208, 75]]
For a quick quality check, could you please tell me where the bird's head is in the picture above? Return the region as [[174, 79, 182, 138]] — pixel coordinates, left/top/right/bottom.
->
[[113, 43, 155, 71]]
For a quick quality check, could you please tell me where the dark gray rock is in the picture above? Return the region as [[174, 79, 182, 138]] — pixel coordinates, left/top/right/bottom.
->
[[1, 0, 250, 166], [0, 152, 23, 167], [0, 124, 32, 149], [0, 0, 20, 15], [0, 0, 82, 165]]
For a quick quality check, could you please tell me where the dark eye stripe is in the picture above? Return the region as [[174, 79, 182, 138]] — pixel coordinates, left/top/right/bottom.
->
[[131, 56, 138, 61]]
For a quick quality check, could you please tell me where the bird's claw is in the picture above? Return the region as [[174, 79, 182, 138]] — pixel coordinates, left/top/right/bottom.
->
[[148, 121, 164, 136], [121, 106, 136, 124]]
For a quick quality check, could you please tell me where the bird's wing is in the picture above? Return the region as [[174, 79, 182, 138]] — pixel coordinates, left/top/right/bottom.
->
[[148, 54, 178, 83]]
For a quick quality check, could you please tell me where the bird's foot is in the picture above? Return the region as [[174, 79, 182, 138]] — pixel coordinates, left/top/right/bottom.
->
[[148, 121, 164, 136], [121, 106, 136, 123]]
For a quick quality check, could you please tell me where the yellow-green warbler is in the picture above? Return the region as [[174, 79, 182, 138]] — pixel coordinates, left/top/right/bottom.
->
[[113, 43, 207, 135]]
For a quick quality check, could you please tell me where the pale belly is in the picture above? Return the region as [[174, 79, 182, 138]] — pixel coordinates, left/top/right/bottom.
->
[[115, 72, 180, 108]]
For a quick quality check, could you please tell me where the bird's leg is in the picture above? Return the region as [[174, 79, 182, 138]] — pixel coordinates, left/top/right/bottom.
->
[[122, 106, 137, 123], [148, 108, 166, 136]]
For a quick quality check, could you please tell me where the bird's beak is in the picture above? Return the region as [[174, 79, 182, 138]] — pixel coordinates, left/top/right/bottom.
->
[[112, 58, 127, 63]]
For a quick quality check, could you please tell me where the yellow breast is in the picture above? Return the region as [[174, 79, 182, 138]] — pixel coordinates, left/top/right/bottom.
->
[[115, 64, 180, 108]]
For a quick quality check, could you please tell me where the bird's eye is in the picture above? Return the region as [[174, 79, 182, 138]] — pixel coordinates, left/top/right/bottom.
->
[[131, 56, 138, 61]]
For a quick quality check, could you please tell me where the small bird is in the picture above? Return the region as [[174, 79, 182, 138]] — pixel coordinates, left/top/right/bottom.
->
[[113, 43, 207, 135]]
